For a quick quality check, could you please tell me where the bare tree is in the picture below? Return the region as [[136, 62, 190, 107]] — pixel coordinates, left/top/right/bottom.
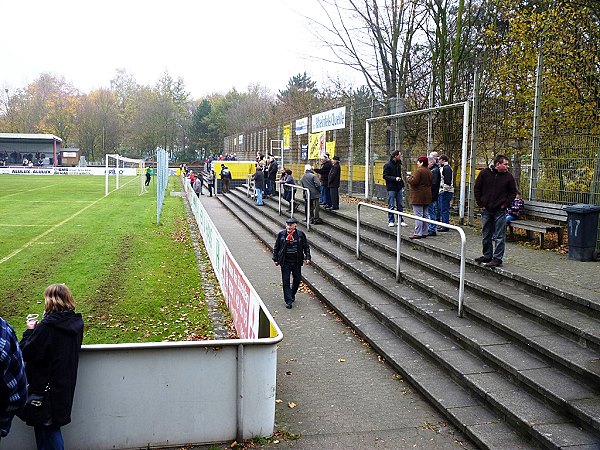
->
[[309, 0, 424, 103]]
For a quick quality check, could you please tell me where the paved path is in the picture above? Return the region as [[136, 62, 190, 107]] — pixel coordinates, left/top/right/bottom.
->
[[183, 192, 600, 449], [194, 194, 477, 449]]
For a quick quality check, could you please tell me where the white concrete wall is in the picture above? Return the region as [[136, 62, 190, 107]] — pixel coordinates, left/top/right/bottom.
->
[[5, 339, 278, 449]]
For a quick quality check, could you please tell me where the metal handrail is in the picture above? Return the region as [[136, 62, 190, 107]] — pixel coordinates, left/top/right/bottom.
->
[[246, 174, 253, 198], [356, 202, 467, 317], [278, 182, 311, 231]]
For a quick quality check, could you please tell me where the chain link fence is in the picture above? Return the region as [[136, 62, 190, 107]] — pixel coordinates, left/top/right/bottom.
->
[[224, 48, 600, 250]]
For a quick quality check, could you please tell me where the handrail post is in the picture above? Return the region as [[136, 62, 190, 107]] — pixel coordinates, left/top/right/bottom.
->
[[396, 220, 401, 281], [356, 201, 467, 317], [306, 190, 311, 231], [356, 203, 362, 258]]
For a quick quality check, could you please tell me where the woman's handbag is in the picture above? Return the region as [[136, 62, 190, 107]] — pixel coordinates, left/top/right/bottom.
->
[[17, 385, 52, 426]]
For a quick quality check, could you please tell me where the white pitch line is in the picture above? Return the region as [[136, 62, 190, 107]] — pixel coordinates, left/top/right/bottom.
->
[[0, 195, 106, 265], [1, 177, 143, 265], [0, 224, 51, 227], [0, 183, 62, 200]]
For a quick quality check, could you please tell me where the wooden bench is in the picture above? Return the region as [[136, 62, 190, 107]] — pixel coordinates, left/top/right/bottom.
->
[[507, 200, 567, 249]]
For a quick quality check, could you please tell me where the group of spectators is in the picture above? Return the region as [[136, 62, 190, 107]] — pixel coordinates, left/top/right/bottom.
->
[[385, 150, 520, 268], [251, 152, 342, 224]]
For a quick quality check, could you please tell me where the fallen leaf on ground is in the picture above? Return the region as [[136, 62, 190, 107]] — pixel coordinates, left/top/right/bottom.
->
[[288, 402, 297, 408]]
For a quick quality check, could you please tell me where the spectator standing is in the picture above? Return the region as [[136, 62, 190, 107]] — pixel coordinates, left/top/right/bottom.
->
[[0, 316, 27, 441], [267, 157, 279, 198], [282, 169, 296, 213], [407, 156, 433, 239], [474, 154, 517, 268], [326, 155, 341, 210], [437, 155, 454, 232], [192, 176, 202, 197], [20, 284, 84, 450], [207, 169, 216, 197], [220, 164, 232, 194], [313, 155, 333, 207], [272, 218, 311, 309], [252, 163, 265, 206], [301, 164, 322, 224], [427, 156, 441, 236], [383, 150, 408, 227]]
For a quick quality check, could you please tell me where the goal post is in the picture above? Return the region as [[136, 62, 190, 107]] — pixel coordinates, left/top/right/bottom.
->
[[105, 154, 146, 196], [364, 101, 470, 222]]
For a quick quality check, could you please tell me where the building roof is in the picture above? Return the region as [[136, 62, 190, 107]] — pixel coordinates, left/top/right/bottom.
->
[[0, 133, 62, 143]]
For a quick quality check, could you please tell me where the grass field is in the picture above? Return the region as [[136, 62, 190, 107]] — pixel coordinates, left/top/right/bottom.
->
[[0, 174, 214, 344]]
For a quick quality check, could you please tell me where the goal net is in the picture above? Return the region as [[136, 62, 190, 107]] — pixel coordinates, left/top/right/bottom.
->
[[105, 154, 146, 196]]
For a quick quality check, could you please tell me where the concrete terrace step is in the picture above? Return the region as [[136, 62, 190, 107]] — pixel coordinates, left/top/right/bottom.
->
[[291, 208, 600, 387], [217, 193, 539, 450], [236, 190, 600, 388], [222, 189, 600, 448]]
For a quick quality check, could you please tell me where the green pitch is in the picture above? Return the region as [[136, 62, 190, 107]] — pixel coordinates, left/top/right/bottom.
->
[[0, 174, 212, 344]]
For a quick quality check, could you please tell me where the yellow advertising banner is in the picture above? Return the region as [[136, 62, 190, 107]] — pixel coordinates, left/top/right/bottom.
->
[[309, 132, 325, 159], [283, 124, 291, 150], [326, 141, 336, 158]]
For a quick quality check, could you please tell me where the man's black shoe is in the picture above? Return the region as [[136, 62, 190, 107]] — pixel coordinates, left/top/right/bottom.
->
[[475, 256, 492, 264], [285, 303, 293, 309], [438, 228, 450, 232], [484, 259, 503, 268]]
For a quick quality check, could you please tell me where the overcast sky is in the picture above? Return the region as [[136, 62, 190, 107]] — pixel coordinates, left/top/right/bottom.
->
[[1, 0, 362, 99]]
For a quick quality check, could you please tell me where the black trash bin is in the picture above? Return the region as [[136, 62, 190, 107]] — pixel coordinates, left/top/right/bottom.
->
[[565, 204, 600, 261]]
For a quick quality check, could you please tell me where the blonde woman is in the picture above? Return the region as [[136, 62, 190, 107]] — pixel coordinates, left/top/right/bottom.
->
[[20, 284, 84, 450]]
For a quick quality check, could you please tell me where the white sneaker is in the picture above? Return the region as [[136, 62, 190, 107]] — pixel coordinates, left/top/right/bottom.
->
[[400, 222, 408, 227], [388, 222, 395, 227]]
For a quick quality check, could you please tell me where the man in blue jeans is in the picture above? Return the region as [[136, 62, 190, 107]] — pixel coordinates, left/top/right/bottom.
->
[[382, 150, 408, 227], [474, 154, 517, 268], [437, 154, 453, 232]]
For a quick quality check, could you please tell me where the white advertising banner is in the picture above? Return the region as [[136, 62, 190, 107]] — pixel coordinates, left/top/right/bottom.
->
[[295, 117, 308, 135], [0, 167, 138, 176], [0, 167, 54, 175], [186, 184, 260, 339], [311, 106, 346, 132]]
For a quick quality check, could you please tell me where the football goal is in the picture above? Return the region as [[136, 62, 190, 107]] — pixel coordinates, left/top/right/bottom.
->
[[105, 154, 146, 196]]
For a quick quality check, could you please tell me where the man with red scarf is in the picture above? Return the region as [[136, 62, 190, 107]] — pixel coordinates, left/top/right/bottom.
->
[[272, 218, 311, 309]]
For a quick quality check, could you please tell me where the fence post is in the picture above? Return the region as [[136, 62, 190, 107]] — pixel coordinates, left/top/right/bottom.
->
[[529, 50, 543, 201]]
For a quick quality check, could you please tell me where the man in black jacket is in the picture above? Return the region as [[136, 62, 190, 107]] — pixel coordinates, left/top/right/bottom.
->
[[382, 151, 407, 227], [272, 217, 311, 309], [474, 154, 517, 268], [326, 155, 341, 210]]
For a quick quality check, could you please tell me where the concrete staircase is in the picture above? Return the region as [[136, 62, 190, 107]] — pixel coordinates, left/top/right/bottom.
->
[[216, 186, 600, 450]]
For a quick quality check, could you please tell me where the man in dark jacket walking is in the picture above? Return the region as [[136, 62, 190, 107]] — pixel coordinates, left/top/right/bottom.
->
[[272, 217, 311, 309], [383, 150, 408, 227], [326, 155, 341, 210], [474, 154, 517, 268]]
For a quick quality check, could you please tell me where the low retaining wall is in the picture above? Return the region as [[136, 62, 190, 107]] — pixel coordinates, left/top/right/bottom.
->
[[5, 180, 282, 449]]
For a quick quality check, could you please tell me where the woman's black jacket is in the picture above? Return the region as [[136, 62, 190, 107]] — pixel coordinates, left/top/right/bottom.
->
[[20, 311, 84, 427]]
